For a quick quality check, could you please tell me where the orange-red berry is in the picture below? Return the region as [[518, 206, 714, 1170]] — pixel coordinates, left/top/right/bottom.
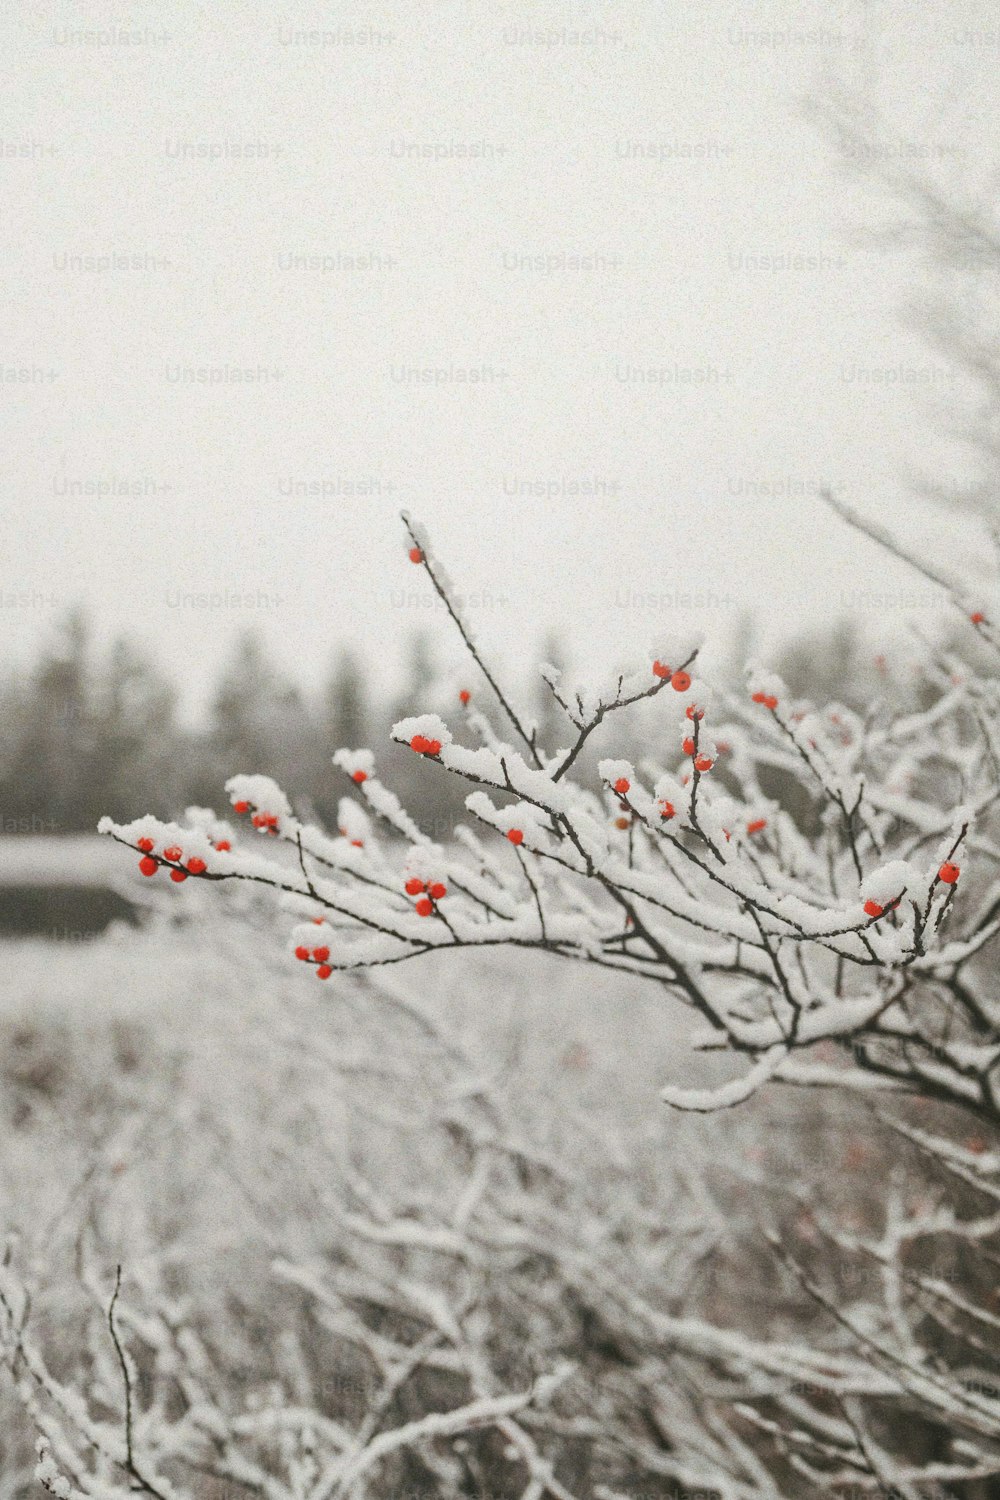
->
[[613, 777, 630, 795], [507, 829, 524, 845], [352, 769, 368, 784], [415, 897, 434, 916], [752, 691, 778, 710], [747, 818, 767, 835], [409, 547, 423, 564], [694, 755, 714, 773], [659, 800, 675, 820], [939, 861, 960, 885], [671, 670, 691, 693], [405, 876, 425, 895], [233, 800, 249, 814], [169, 868, 188, 883], [316, 964, 333, 979], [682, 737, 695, 756], [214, 839, 231, 851], [652, 660, 671, 679], [294, 945, 310, 961], [685, 705, 704, 721], [614, 815, 630, 830], [971, 611, 986, 625], [428, 881, 447, 900], [163, 845, 182, 862], [459, 689, 471, 705], [863, 899, 884, 918], [313, 945, 330, 962], [138, 855, 158, 877], [137, 836, 154, 852]]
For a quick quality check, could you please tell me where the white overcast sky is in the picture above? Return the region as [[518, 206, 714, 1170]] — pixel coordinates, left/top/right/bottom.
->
[[2, 0, 998, 718]]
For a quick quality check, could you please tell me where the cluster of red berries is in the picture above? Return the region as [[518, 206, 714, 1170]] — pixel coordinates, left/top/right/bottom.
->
[[233, 799, 281, 834], [295, 942, 332, 979], [610, 778, 633, 830], [752, 690, 779, 711], [136, 837, 207, 882], [410, 734, 442, 756], [652, 662, 692, 692], [680, 737, 714, 773], [405, 875, 448, 916]]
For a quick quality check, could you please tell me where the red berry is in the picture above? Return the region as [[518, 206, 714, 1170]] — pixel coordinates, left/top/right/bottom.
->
[[415, 897, 434, 916], [747, 818, 767, 835], [312, 916, 324, 925], [971, 611, 986, 625], [264, 813, 279, 827], [136, 836, 154, 852], [408, 547, 423, 564], [350, 838, 364, 848], [939, 861, 960, 885], [138, 855, 158, 877], [659, 800, 675, 820], [313, 945, 330, 962], [752, 691, 778, 710], [233, 800, 249, 814], [723, 828, 731, 841], [670, 670, 691, 693], [428, 882, 447, 900], [252, 813, 267, 829], [169, 868, 188, 883], [405, 876, 425, 895], [316, 964, 333, 980], [694, 755, 714, 773], [613, 777, 630, 795], [652, 660, 671, 679], [685, 705, 704, 721], [410, 734, 429, 753], [163, 845, 182, 862], [294, 945, 310, 960], [352, 769, 368, 784], [186, 856, 207, 875], [459, 689, 471, 705], [863, 899, 884, 918], [507, 829, 524, 845], [214, 839, 231, 852], [425, 739, 442, 756], [682, 737, 695, 756]]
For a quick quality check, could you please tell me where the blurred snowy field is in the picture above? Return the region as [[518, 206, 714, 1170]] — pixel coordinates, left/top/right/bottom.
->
[[0, 899, 914, 1495]]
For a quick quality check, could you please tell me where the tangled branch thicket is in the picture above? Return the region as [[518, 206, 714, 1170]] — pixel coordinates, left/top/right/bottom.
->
[[2, 497, 998, 1496]]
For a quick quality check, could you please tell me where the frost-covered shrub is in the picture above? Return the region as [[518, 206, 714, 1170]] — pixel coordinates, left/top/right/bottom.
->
[[101, 504, 1000, 1120]]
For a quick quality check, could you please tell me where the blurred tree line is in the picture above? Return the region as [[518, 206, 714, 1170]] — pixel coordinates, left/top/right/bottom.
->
[[0, 604, 986, 842]]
